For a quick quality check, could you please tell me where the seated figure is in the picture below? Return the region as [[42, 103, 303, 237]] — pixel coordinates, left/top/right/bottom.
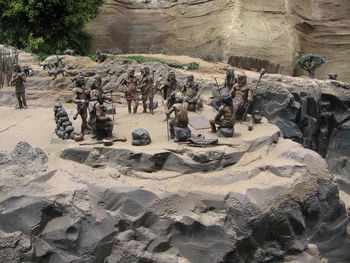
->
[[89, 91, 115, 140], [167, 92, 191, 142], [209, 93, 235, 137], [181, 74, 203, 112]]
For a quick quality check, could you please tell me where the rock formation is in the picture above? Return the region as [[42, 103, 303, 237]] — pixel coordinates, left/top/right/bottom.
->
[[86, 0, 350, 82], [1, 54, 349, 262], [0, 124, 349, 262], [252, 74, 350, 198]]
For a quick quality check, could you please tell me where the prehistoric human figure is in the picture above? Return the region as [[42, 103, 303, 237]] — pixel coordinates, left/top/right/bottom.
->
[[90, 74, 111, 104], [167, 92, 189, 140], [209, 94, 235, 133], [121, 68, 139, 114], [158, 71, 181, 109], [224, 67, 236, 91], [229, 73, 253, 116], [138, 66, 154, 114], [317, 101, 333, 157], [10, 64, 27, 109], [181, 74, 203, 111], [89, 91, 115, 140], [72, 75, 89, 134]]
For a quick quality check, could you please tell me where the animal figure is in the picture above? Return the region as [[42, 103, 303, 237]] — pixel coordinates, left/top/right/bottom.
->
[[48, 69, 67, 80], [40, 62, 53, 70], [23, 65, 34, 76], [63, 49, 75, 56], [96, 50, 107, 63], [52, 56, 65, 70]]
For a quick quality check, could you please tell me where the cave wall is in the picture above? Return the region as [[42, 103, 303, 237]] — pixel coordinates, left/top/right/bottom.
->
[[86, 0, 350, 81]]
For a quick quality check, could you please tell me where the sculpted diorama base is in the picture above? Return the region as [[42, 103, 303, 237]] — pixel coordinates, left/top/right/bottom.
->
[[0, 52, 349, 263]]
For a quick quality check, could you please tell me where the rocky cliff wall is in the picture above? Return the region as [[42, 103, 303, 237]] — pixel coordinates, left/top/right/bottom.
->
[[86, 0, 350, 81]]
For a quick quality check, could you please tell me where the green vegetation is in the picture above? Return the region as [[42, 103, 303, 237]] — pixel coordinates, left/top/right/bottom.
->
[[0, 0, 104, 55], [89, 55, 200, 70], [296, 54, 326, 78]]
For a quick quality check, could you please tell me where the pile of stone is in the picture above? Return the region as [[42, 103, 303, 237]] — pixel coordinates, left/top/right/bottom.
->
[[54, 103, 75, 139]]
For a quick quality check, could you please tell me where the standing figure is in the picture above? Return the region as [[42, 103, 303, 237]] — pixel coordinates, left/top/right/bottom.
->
[[167, 92, 189, 141], [224, 67, 236, 91], [138, 66, 155, 114], [209, 94, 235, 133], [181, 74, 203, 112], [10, 64, 27, 109], [229, 73, 253, 117], [72, 75, 89, 134], [158, 71, 181, 109], [121, 68, 139, 114]]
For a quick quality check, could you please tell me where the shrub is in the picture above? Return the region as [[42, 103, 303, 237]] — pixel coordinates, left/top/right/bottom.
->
[[0, 0, 104, 55], [296, 54, 326, 78]]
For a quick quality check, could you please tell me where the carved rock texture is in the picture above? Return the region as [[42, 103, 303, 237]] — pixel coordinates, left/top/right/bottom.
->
[[253, 74, 350, 198], [1, 136, 349, 262], [86, 0, 350, 81]]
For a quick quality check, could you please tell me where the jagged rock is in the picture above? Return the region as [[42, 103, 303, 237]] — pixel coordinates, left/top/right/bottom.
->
[[0, 142, 48, 176], [0, 231, 31, 263], [1, 101, 350, 263], [217, 127, 234, 138], [132, 128, 151, 146], [173, 126, 191, 142]]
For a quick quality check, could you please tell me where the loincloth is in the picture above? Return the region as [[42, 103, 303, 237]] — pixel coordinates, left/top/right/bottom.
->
[[126, 93, 139, 101]]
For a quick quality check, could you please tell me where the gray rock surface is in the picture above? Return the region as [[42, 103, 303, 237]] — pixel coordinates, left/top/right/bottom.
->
[[217, 127, 234, 138], [253, 74, 350, 196], [132, 128, 152, 146], [0, 135, 349, 262], [173, 126, 191, 142]]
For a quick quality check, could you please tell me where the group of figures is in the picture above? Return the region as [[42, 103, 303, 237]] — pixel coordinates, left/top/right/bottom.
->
[[72, 73, 115, 141], [10, 59, 260, 143], [70, 65, 207, 142]]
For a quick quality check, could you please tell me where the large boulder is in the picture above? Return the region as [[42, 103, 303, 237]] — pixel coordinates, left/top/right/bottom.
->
[[131, 128, 151, 146]]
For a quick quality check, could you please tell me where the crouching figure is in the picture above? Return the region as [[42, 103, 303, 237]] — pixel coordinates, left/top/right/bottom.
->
[[167, 92, 191, 142], [209, 93, 235, 137]]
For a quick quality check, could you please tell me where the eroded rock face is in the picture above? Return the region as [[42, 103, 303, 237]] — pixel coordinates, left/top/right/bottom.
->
[[1, 131, 349, 262], [252, 74, 350, 195], [86, 0, 350, 81]]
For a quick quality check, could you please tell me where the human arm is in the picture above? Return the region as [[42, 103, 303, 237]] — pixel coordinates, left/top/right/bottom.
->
[[72, 89, 85, 104], [214, 106, 224, 121], [96, 103, 111, 121], [167, 105, 175, 117]]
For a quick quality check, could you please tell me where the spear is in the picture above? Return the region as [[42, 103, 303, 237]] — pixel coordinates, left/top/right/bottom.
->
[[109, 70, 115, 121], [240, 68, 266, 124]]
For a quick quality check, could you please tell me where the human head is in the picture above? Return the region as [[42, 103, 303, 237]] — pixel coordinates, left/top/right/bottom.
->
[[186, 74, 194, 84], [127, 67, 135, 77], [221, 93, 233, 106], [90, 89, 99, 101], [237, 73, 247, 86], [167, 71, 176, 82], [175, 92, 184, 103], [14, 64, 21, 73], [226, 67, 234, 78], [187, 74, 194, 82], [141, 66, 150, 76], [75, 75, 85, 87], [92, 74, 102, 88]]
